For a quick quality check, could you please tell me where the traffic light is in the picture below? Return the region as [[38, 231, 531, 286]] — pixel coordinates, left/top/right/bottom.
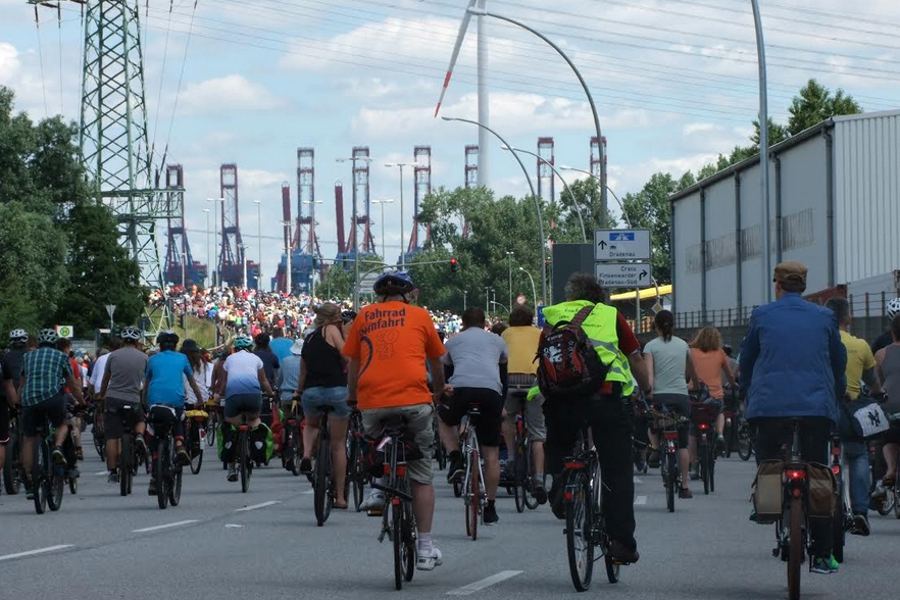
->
[[450, 257, 460, 273]]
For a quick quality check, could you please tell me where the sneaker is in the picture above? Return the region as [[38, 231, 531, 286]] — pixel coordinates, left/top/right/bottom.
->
[[361, 490, 386, 516], [647, 449, 661, 468], [107, 471, 119, 484], [679, 487, 693, 499], [135, 436, 148, 457], [870, 481, 887, 499], [689, 463, 700, 481], [51, 447, 66, 465], [608, 540, 639, 564], [810, 555, 839, 574], [299, 457, 313, 475], [25, 480, 35, 500], [850, 513, 870, 537], [715, 434, 726, 454], [532, 478, 548, 505], [447, 451, 464, 484], [176, 448, 191, 467], [75, 447, 84, 461], [227, 464, 238, 482], [148, 478, 158, 496], [416, 547, 443, 571], [483, 501, 499, 525]]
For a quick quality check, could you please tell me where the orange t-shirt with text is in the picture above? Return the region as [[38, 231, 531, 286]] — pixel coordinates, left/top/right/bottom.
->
[[342, 301, 445, 410], [690, 348, 730, 400]]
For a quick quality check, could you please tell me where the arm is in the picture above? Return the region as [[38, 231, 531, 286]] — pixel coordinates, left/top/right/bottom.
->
[[257, 368, 274, 397], [723, 352, 737, 389], [875, 348, 886, 385], [739, 316, 760, 392], [828, 319, 848, 399], [428, 356, 446, 404], [2, 379, 18, 407], [293, 359, 308, 400], [99, 362, 112, 400], [644, 352, 655, 392], [862, 368, 883, 396], [67, 372, 84, 404], [628, 351, 651, 394]]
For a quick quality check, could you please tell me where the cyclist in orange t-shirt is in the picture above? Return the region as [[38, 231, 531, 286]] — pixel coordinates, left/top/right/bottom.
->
[[689, 327, 736, 457], [343, 271, 446, 572]]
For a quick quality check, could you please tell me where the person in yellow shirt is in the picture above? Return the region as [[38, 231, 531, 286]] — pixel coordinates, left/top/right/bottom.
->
[[500, 304, 547, 504], [826, 297, 883, 537]]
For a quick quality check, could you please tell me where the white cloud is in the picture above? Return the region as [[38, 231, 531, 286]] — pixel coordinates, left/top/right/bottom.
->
[[177, 75, 285, 115]]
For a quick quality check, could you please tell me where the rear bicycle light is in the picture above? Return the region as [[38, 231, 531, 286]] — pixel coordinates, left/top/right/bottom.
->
[[831, 464, 841, 476], [396, 464, 407, 478], [663, 431, 678, 441], [563, 490, 574, 502], [564, 461, 585, 470], [786, 469, 806, 481], [698, 423, 710, 431]]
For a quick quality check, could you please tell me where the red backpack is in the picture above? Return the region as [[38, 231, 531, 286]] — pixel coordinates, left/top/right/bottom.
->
[[536, 306, 611, 399]]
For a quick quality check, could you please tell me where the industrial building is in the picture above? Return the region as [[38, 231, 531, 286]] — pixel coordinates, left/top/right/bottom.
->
[[669, 110, 900, 327]]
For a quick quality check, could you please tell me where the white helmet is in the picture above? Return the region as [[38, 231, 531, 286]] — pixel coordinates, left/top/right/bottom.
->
[[37, 328, 59, 345], [887, 297, 900, 320], [8, 328, 28, 342], [120, 326, 142, 341]]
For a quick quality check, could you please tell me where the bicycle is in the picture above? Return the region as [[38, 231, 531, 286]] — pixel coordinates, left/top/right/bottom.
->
[[692, 402, 718, 495], [508, 395, 539, 513], [184, 407, 208, 475], [346, 409, 368, 511], [874, 414, 900, 518], [722, 387, 740, 458], [2, 410, 24, 495], [91, 399, 106, 460], [234, 411, 256, 494], [369, 417, 417, 590], [149, 406, 183, 510], [432, 417, 447, 471], [561, 425, 622, 591], [312, 406, 336, 526], [458, 405, 486, 540], [31, 419, 65, 514], [281, 404, 303, 476], [829, 436, 852, 563], [736, 413, 754, 461], [205, 400, 220, 448], [649, 406, 688, 513], [112, 402, 144, 497]]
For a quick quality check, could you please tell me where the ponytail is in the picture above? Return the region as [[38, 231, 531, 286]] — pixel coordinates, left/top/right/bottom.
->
[[654, 310, 675, 342]]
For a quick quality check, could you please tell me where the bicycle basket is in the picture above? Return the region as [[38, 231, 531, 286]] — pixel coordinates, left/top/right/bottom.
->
[[752, 459, 784, 524], [806, 462, 837, 520]]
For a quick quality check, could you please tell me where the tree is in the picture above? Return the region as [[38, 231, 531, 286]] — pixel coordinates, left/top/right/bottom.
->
[[557, 177, 617, 235], [621, 173, 679, 283], [787, 79, 862, 135], [317, 265, 355, 300], [55, 203, 145, 332]]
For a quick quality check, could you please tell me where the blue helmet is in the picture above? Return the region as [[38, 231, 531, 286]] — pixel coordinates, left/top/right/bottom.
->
[[373, 271, 415, 296], [233, 335, 253, 350]]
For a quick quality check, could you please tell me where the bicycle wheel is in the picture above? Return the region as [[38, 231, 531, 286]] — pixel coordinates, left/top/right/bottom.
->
[[876, 489, 894, 516], [206, 413, 217, 447], [3, 434, 21, 495], [93, 426, 105, 459], [892, 488, 900, 519], [350, 438, 365, 512], [466, 449, 480, 541], [708, 445, 716, 493], [157, 438, 169, 510], [724, 421, 734, 459], [32, 442, 48, 515], [513, 440, 526, 513], [190, 445, 203, 475], [170, 454, 183, 507], [523, 444, 539, 511], [787, 497, 803, 600], [665, 453, 676, 513], [314, 429, 333, 526], [700, 441, 710, 495], [565, 470, 594, 591], [737, 426, 753, 461], [403, 502, 416, 582], [832, 492, 845, 563], [239, 430, 251, 493], [120, 435, 132, 497], [392, 499, 405, 590]]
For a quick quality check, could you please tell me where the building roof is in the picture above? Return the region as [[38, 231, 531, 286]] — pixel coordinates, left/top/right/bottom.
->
[[669, 108, 900, 204]]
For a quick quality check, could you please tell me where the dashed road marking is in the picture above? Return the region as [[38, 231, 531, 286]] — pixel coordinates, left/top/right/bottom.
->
[[225, 523, 244, 529], [235, 500, 281, 512], [634, 495, 647, 506], [132, 520, 198, 533], [447, 570, 524, 596], [0, 545, 75, 562]]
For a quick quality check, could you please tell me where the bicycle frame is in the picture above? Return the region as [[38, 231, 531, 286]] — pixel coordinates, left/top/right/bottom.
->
[[460, 413, 486, 520]]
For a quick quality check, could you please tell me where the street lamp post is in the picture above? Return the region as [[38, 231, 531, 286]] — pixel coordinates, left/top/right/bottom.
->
[[254, 200, 262, 291], [442, 116, 548, 306], [466, 5, 607, 219], [484, 286, 490, 315], [282, 220, 292, 294], [239, 244, 248, 289], [505, 146, 587, 241], [372, 199, 395, 261], [506, 251, 514, 311], [518, 267, 537, 308], [180, 252, 186, 288], [384, 163, 413, 269], [751, 0, 772, 303], [463, 290, 468, 311], [338, 155, 374, 309], [203, 208, 211, 287]]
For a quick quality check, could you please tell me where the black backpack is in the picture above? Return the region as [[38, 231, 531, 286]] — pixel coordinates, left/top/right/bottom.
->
[[535, 306, 610, 398]]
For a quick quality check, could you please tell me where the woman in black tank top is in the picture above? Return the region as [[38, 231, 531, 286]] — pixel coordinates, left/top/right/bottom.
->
[[296, 303, 350, 508]]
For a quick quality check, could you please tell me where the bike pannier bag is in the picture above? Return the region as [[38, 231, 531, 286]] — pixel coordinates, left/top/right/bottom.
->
[[752, 460, 784, 524], [536, 306, 610, 399], [806, 462, 837, 519], [843, 399, 890, 440]]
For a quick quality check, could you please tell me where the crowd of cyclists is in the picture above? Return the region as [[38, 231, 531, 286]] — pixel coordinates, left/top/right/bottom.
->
[[2, 262, 900, 591]]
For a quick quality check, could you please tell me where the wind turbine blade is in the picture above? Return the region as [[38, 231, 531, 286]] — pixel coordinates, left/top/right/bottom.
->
[[434, 0, 477, 118]]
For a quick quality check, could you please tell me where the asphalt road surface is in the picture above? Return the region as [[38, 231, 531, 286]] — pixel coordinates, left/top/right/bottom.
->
[[1, 433, 897, 599]]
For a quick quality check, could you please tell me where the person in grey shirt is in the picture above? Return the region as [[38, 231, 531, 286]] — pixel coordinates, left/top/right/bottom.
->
[[437, 308, 508, 525], [277, 339, 303, 411], [643, 310, 697, 498]]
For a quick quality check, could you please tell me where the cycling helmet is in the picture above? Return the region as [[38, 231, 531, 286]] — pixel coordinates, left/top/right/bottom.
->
[[37, 328, 59, 345], [373, 271, 416, 296], [233, 335, 253, 350], [8, 328, 28, 342], [120, 326, 142, 341], [887, 297, 900, 320], [155, 331, 179, 348]]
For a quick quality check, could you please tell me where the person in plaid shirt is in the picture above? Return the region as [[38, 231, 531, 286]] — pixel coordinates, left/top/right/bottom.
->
[[20, 329, 83, 494]]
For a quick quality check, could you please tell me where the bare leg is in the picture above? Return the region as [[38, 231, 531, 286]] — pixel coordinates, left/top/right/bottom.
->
[[302, 419, 319, 460], [106, 438, 120, 471], [884, 443, 899, 482], [531, 440, 545, 477], [679, 448, 691, 488], [330, 417, 349, 505], [716, 412, 725, 436], [481, 445, 500, 501], [53, 424, 69, 449], [412, 481, 435, 533], [21, 437, 36, 476], [501, 416, 516, 461], [438, 420, 460, 454]]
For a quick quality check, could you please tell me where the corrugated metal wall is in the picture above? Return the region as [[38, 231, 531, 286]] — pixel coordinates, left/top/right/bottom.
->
[[834, 112, 900, 284]]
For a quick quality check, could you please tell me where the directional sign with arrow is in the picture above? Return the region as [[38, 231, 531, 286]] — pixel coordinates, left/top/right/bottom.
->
[[594, 229, 651, 261], [595, 262, 653, 289]]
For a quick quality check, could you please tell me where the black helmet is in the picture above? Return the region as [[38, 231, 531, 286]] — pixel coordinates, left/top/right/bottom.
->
[[156, 331, 179, 348]]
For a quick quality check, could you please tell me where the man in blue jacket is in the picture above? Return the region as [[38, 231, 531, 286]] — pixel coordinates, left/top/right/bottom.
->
[[740, 260, 846, 574]]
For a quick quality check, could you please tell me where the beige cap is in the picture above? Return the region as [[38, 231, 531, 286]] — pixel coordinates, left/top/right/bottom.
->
[[774, 261, 807, 285]]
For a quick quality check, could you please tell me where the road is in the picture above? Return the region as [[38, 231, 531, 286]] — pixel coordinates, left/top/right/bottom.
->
[[1, 434, 897, 599]]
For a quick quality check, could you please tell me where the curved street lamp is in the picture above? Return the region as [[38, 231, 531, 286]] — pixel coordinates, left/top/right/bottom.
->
[[441, 115, 548, 306]]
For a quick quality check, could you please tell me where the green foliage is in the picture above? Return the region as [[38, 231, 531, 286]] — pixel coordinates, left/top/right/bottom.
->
[[318, 264, 355, 300], [621, 173, 679, 283], [0, 86, 144, 336], [557, 177, 616, 235]]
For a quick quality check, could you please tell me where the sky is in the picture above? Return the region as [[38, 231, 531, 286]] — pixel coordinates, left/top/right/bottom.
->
[[2, 0, 900, 287]]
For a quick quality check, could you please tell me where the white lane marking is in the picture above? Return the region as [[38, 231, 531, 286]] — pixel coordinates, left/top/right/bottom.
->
[[94, 471, 108, 476], [302, 489, 314, 495], [0, 545, 75, 562], [634, 495, 647, 506], [447, 570, 524, 596], [132, 520, 198, 533], [633, 477, 643, 484], [225, 523, 244, 529], [235, 500, 281, 512]]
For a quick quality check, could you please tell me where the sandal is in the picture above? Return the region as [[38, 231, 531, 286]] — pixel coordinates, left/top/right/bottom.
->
[[333, 501, 349, 510]]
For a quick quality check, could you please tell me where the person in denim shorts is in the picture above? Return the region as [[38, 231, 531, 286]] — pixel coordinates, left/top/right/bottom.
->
[[294, 303, 350, 509]]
